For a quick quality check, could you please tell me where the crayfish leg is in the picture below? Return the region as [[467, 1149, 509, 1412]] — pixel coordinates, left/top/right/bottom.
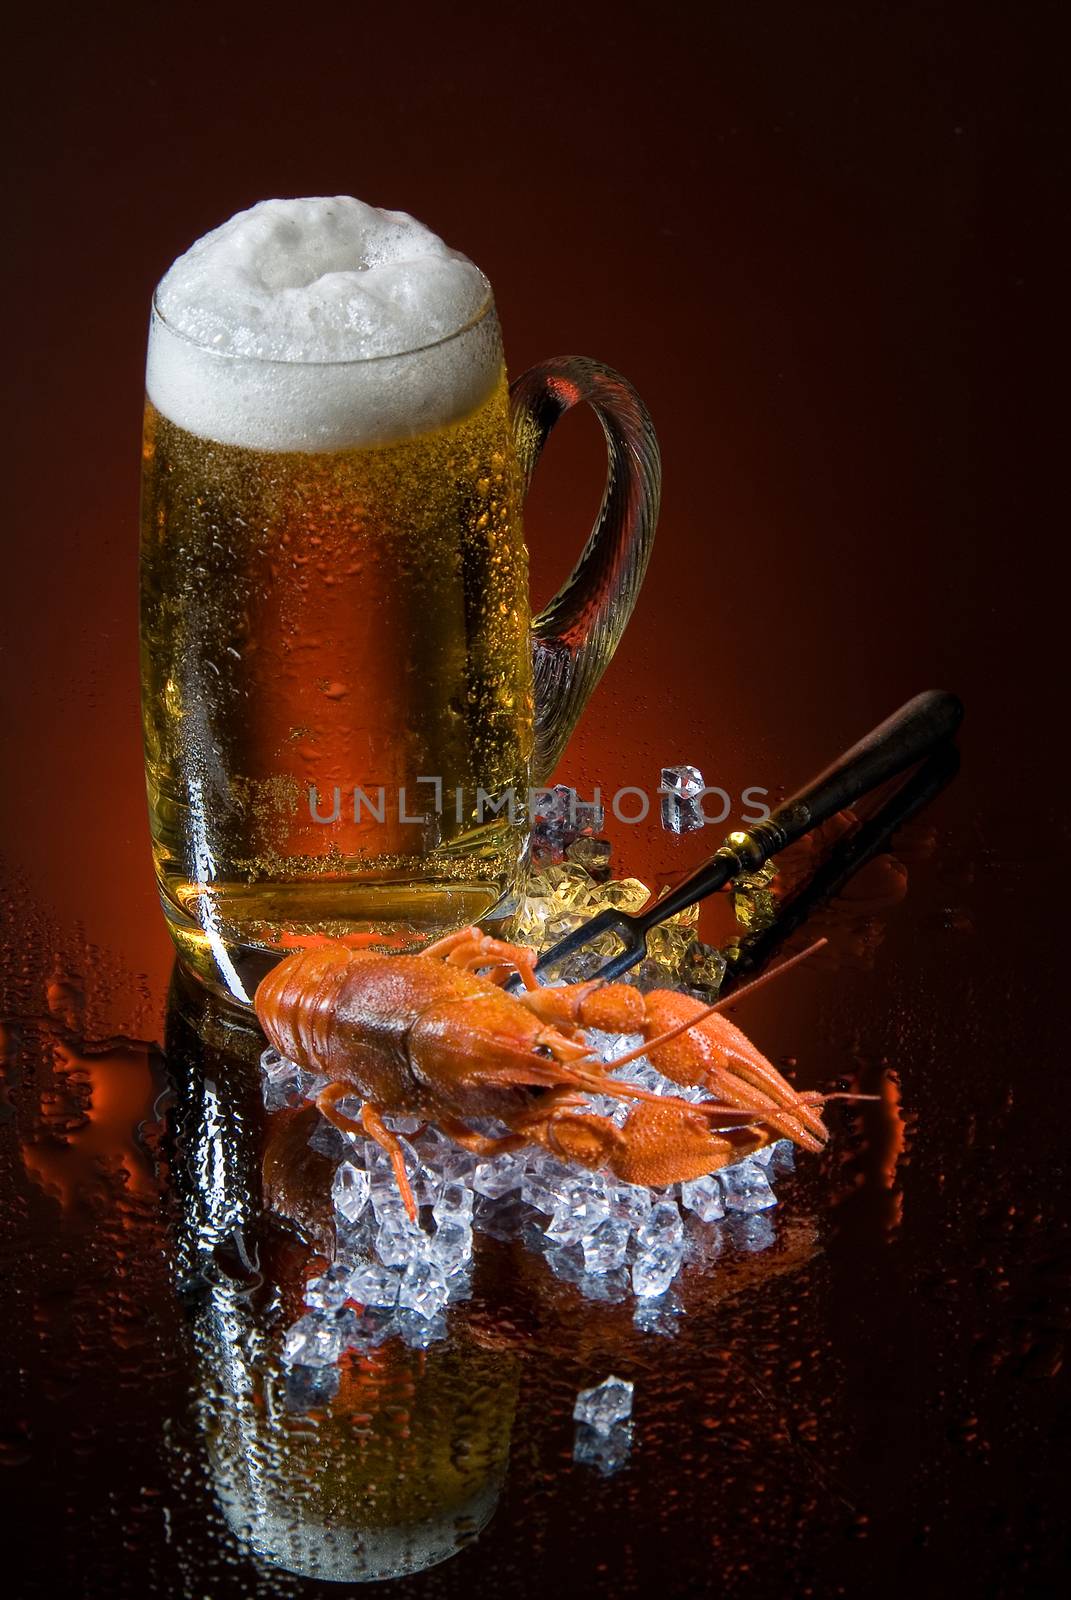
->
[[315, 1079, 365, 1138], [421, 926, 540, 989], [315, 1084, 419, 1223], [437, 1115, 529, 1158], [360, 1103, 420, 1224]]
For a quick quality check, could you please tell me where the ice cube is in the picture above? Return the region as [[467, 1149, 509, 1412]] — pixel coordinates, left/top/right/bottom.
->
[[613, 1060, 661, 1094], [347, 1261, 400, 1308], [281, 1311, 345, 1369], [440, 1146, 479, 1184], [631, 1239, 684, 1298], [601, 878, 651, 913], [345, 1304, 397, 1349], [333, 1306, 362, 1350], [393, 1309, 448, 1349], [512, 892, 553, 943], [428, 1218, 473, 1277], [260, 1051, 327, 1112], [544, 1243, 586, 1283], [542, 862, 599, 909], [679, 1175, 726, 1223], [768, 1139, 795, 1173], [472, 1154, 524, 1198], [383, 1113, 422, 1134], [731, 869, 778, 931], [546, 1182, 610, 1245], [374, 1214, 426, 1268], [307, 1116, 349, 1160], [554, 949, 612, 983], [597, 1030, 645, 1064], [678, 940, 727, 996], [531, 785, 605, 854], [411, 1165, 442, 1208], [645, 925, 689, 971], [520, 1175, 556, 1214], [304, 1262, 354, 1311], [432, 1180, 475, 1225], [565, 835, 613, 882], [660, 764, 706, 834], [331, 1092, 364, 1124], [682, 1213, 725, 1267], [632, 958, 678, 993], [370, 1172, 411, 1221], [608, 1185, 652, 1229], [413, 1123, 452, 1163], [331, 1161, 371, 1223], [333, 1213, 375, 1266], [472, 1194, 529, 1241], [544, 912, 586, 943], [677, 1083, 714, 1104], [635, 1200, 684, 1251], [718, 1159, 777, 1213], [582, 1218, 630, 1274], [573, 1420, 633, 1475], [573, 1374, 634, 1434], [398, 1258, 449, 1320]]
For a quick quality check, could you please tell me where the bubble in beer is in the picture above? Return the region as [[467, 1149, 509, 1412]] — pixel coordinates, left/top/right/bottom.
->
[[146, 197, 496, 450]]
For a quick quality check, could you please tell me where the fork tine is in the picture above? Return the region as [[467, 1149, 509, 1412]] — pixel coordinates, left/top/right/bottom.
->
[[581, 940, 649, 982], [532, 907, 641, 977]]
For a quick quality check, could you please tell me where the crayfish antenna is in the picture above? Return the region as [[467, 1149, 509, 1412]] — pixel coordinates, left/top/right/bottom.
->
[[588, 937, 829, 1073], [814, 1090, 881, 1103]]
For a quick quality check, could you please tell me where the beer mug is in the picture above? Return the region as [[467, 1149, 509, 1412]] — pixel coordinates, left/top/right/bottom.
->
[[140, 198, 659, 1003]]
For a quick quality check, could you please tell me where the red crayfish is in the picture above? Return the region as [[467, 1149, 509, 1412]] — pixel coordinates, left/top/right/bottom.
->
[[255, 926, 845, 1221]]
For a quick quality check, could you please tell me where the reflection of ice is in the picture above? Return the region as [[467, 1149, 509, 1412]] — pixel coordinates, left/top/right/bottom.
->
[[726, 1214, 778, 1253], [266, 1036, 798, 1365], [660, 763, 706, 834], [633, 1288, 684, 1337], [572, 1373, 635, 1476], [573, 1421, 633, 1476], [573, 1374, 634, 1433]]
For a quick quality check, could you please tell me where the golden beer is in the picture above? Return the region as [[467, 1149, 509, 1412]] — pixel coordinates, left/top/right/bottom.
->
[[141, 371, 533, 998], [140, 197, 660, 1002]]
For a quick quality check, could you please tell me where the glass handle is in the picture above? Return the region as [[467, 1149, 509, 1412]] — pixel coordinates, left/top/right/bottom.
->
[[511, 357, 661, 784]]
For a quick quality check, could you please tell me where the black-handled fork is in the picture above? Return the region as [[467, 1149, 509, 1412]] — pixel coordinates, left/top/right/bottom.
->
[[718, 738, 961, 994], [528, 688, 964, 985]]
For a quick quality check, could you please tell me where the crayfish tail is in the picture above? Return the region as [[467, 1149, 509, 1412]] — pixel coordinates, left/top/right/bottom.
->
[[254, 945, 358, 1071]]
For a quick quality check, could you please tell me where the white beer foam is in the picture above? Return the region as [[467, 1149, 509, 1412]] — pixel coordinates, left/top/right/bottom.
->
[[146, 197, 498, 451]]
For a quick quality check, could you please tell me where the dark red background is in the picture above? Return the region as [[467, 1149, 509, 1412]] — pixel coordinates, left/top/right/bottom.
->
[[2, 11, 1066, 1596], [3, 2, 1055, 1026]]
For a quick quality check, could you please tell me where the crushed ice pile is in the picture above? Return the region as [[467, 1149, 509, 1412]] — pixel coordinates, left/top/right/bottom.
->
[[510, 782, 730, 994], [573, 1375, 635, 1475], [265, 785, 793, 1373], [262, 1046, 794, 1367]]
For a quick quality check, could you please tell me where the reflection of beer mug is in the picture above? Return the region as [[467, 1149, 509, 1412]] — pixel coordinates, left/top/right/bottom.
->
[[141, 197, 659, 1003], [164, 968, 518, 1583]]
